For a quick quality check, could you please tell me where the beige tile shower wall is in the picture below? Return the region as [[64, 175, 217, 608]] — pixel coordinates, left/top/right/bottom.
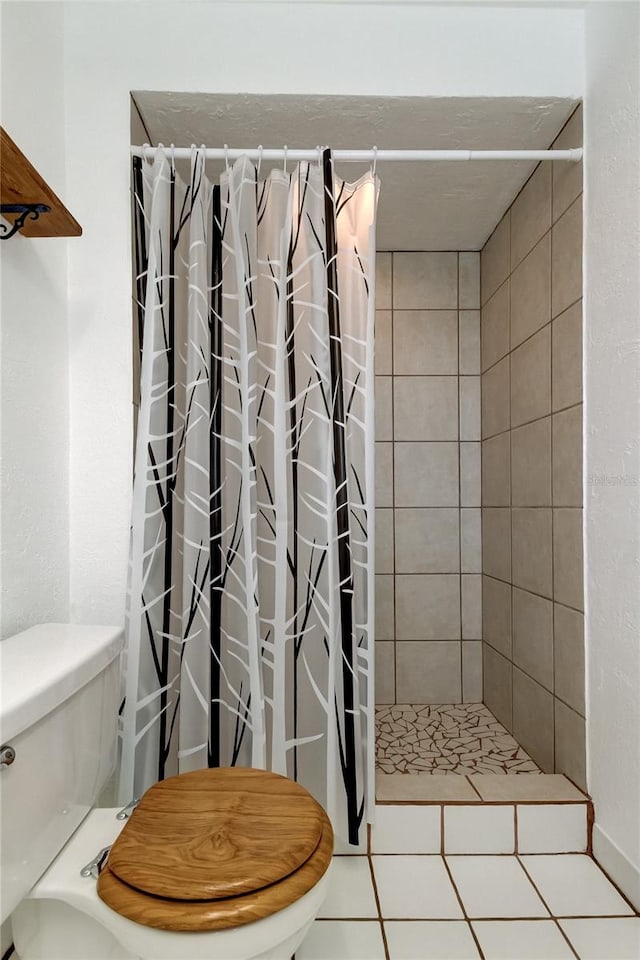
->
[[375, 252, 482, 705], [480, 106, 585, 788]]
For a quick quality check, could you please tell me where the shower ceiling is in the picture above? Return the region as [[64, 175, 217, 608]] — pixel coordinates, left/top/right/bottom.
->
[[132, 93, 578, 250]]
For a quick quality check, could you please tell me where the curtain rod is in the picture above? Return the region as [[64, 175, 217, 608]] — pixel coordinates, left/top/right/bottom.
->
[[130, 145, 583, 163]]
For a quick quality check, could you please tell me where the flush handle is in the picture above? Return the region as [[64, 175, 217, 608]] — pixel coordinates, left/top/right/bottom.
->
[[0, 744, 16, 766]]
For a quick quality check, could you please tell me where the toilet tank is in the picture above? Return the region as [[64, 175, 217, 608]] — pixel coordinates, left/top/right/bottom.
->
[[0, 624, 124, 924]]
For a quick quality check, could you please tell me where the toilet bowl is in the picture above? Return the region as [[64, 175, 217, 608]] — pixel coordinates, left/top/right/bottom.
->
[[12, 768, 334, 960], [1, 625, 334, 960]]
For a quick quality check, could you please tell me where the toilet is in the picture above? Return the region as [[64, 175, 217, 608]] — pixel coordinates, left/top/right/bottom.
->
[[0, 624, 334, 960]]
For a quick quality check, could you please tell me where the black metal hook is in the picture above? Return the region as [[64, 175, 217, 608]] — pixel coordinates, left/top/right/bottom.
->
[[0, 204, 51, 240]]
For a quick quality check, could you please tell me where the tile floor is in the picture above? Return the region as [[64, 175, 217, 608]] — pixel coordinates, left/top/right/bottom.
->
[[376, 703, 541, 775], [297, 825, 640, 959]]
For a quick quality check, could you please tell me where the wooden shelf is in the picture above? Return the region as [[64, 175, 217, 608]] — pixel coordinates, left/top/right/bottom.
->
[[0, 127, 82, 238]]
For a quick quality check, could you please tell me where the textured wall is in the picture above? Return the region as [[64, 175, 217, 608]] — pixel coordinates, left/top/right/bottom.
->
[[0, 2, 69, 640], [375, 253, 482, 705], [480, 107, 585, 786], [585, 1, 640, 909]]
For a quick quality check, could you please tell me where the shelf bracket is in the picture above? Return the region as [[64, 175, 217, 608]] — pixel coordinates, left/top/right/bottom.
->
[[0, 203, 51, 240]]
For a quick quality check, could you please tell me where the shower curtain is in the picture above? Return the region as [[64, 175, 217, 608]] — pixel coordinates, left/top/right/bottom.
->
[[119, 147, 378, 844]]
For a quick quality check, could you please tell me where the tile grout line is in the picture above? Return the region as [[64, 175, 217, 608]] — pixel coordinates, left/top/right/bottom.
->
[[505, 202, 516, 739], [366, 853, 391, 960], [374, 802, 592, 810], [481, 295, 583, 379], [384, 307, 466, 313], [389, 248, 474, 256], [480, 212, 508, 309], [551, 102, 582, 161], [509, 188, 583, 277], [586, 800, 594, 856], [587, 855, 640, 917], [390, 253, 397, 706], [466, 775, 484, 800], [339, 846, 592, 853], [494, 403, 583, 447], [515, 853, 581, 959], [480, 154, 581, 314], [475, 500, 583, 511], [457, 253, 464, 701], [328, 913, 633, 920], [481, 395, 583, 444], [346, 910, 637, 920], [481, 571, 584, 614], [441, 855, 487, 960], [386, 371, 477, 377], [480, 643, 586, 721], [507, 206, 514, 738], [507, 217, 550, 281], [550, 161, 557, 774], [479, 254, 485, 710]]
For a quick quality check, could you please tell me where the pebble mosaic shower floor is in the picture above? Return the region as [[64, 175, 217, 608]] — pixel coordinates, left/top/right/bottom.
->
[[375, 703, 542, 775]]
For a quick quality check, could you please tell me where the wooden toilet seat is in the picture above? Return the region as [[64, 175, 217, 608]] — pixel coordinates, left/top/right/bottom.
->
[[97, 768, 334, 932]]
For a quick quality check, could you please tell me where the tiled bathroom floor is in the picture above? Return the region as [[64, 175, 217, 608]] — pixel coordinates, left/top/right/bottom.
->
[[296, 807, 640, 959], [376, 703, 541, 775]]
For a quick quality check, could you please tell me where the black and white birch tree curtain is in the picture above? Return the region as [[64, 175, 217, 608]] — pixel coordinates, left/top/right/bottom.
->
[[119, 148, 378, 844]]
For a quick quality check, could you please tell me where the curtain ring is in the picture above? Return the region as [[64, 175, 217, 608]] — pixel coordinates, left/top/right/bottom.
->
[[371, 145, 378, 178], [170, 143, 176, 171], [142, 142, 151, 162], [316, 145, 322, 167], [257, 144, 263, 178], [223, 144, 230, 174], [283, 145, 288, 175]]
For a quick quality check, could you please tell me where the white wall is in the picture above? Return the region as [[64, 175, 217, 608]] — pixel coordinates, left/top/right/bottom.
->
[[61, 0, 585, 626], [0, 2, 70, 640], [0, 4, 69, 951], [584, 1, 640, 908]]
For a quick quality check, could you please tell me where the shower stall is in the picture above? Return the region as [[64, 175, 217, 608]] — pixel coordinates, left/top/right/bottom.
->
[[373, 103, 584, 791], [127, 93, 585, 816]]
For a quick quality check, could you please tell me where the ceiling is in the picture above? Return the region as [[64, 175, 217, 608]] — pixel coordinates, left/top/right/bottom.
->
[[132, 93, 578, 250]]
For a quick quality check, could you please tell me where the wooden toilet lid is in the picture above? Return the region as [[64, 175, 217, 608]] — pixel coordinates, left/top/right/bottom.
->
[[97, 814, 334, 932], [106, 767, 325, 901]]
